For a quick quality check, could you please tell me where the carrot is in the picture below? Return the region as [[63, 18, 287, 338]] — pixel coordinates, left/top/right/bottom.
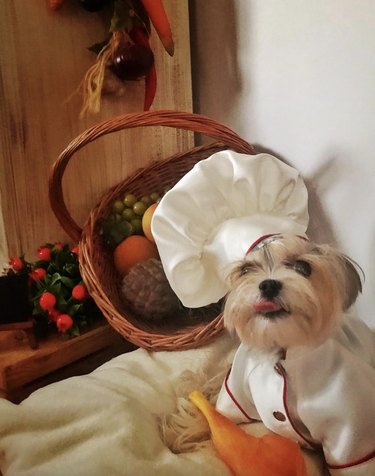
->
[[139, 0, 174, 56], [48, 0, 65, 11]]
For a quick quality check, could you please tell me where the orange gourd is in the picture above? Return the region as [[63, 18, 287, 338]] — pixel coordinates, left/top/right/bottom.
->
[[189, 391, 307, 476]]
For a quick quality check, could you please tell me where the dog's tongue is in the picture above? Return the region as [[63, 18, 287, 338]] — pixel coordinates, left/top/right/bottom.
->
[[253, 301, 281, 313]]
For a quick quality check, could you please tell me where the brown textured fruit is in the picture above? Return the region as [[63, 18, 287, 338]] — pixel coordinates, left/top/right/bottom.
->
[[121, 258, 180, 320]]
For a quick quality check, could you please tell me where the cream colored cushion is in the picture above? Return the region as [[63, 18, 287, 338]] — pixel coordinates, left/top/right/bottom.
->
[[0, 333, 326, 476]]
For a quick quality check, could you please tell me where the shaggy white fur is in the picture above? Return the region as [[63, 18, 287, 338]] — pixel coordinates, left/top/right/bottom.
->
[[158, 365, 228, 453]]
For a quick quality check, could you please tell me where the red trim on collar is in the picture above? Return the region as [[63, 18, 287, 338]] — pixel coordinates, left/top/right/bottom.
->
[[224, 367, 253, 422]]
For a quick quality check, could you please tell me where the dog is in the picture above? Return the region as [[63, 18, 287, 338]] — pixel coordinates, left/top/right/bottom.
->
[[216, 234, 375, 474]]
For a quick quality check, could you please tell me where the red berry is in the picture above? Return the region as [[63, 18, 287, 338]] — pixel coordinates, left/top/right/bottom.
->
[[71, 245, 79, 255], [38, 247, 52, 262], [54, 242, 63, 250], [72, 284, 89, 301], [30, 268, 47, 281], [48, 308, 61, 322], [56, 314, 73, 332], [9, 256, 23, 271], [39, 291, 56, 311]]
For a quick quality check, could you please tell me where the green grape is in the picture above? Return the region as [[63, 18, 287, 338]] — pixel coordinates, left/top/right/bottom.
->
[[140, 195, 152, 206], [131, 218, 142, 233], [133, 201, 147, 216], [117, 220, 133, 238], [112, 200, 125, 213], [122, 208, 136, 221], [150, 192, 160, 203], [110, 228, 126, 245], [123, 193, 137, 207], [114, 213, 122, 223]]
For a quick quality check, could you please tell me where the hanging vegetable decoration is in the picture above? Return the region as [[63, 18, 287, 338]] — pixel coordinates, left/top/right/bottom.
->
[[4, 242, 102, 338], [48, 0, 174, 115]]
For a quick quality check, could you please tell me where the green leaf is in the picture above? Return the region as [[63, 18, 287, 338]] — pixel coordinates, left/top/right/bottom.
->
[[110, 0, 133, 33], [49, 283, 62, 297], [67, 304, 82, 317], [50, 272, 62, 286], [56, 292, 67, 309], [47, 262, 58, 274], [69, 324, 81, 337], [60, 276, 75, 288], [31, 288, 46, 301], [32, 307, 42, 317], [64, 263, 79, 277]]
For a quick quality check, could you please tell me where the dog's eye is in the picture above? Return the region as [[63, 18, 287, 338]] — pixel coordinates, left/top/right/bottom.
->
[[293, 260, 312, 277], [239, 264, 255, 276]]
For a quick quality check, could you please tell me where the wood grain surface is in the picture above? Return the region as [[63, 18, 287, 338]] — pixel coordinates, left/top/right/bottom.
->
[[0, 322, 131, 394], [0, 0, 193, 262]]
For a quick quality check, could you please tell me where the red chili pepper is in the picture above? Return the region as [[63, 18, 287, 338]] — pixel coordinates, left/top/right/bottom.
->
[[129, 26, 150, 48], [130, 27, 157, 110], [144, 65, 157, 111]]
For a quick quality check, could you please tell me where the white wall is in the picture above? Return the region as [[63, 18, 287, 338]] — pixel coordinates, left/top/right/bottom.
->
[[191, 0, 375, 326]]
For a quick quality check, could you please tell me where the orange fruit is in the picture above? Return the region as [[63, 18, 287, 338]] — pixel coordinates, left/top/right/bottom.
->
[[113, 235, 159, 276]]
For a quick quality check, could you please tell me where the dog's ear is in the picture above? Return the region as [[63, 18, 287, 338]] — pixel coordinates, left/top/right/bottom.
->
[[340, 254, 363, 310], [311, 245, 363, 310]]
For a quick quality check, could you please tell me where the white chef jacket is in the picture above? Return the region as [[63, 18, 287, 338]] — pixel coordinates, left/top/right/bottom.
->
[[216, 316, 375, 475]]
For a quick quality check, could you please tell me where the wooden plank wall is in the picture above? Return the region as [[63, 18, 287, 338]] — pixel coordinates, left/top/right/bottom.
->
[[0, 0, 193, 262]]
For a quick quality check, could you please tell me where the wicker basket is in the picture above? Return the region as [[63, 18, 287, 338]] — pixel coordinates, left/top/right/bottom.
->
[[49, 110, 255, 351]]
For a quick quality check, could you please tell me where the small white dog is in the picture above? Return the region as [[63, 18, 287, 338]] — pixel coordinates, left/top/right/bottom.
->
[[216, 234, 375, 475]]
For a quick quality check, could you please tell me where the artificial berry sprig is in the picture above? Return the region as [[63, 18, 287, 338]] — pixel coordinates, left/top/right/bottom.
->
[[7, 242, 102, 337]]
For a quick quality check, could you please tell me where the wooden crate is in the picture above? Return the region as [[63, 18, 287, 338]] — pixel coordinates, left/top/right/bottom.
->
[[0, 322, 135, 402], [0, 0, 193, 262]]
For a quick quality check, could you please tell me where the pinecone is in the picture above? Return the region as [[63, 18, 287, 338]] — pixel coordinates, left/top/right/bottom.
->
[[121, 258, 180, 321]]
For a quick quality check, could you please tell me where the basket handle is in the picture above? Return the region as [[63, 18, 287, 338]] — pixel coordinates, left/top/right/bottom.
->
[[49, 110, 255, 242]]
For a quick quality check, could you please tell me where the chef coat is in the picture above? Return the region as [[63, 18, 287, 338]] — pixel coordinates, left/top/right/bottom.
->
[[216, 315, 375, 475]]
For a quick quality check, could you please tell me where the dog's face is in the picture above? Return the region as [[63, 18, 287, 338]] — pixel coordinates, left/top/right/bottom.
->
[[224, 235, 362, 351]]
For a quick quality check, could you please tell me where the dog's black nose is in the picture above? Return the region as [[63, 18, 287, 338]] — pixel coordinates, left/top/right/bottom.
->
[[259, 279, 282, 298]]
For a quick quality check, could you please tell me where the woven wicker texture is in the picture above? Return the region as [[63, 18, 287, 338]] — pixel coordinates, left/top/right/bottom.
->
[[49, 111, 255, 351]]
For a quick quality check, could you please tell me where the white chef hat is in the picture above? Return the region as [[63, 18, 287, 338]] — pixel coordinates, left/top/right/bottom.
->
[[151, 151, 309, 308]]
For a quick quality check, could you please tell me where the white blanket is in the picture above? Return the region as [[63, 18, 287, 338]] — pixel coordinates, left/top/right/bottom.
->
[[0, 333, 326, 476]]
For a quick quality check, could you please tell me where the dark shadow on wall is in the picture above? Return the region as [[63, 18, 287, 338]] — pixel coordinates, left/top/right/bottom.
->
[[189, 0, 244, 144], [251, 143, 337, 245]]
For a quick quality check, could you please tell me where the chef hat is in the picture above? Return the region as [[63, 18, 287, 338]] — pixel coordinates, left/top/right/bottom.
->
[[151, 151, 309, 308]]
